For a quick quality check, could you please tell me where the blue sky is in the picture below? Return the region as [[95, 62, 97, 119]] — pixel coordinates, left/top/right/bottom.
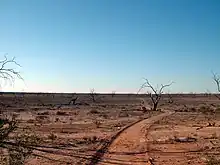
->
[[0, 0, 219, 93]]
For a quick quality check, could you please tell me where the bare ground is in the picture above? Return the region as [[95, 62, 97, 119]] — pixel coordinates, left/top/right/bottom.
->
[[0, 93, 220, 164], [96, 110, 173, 165]]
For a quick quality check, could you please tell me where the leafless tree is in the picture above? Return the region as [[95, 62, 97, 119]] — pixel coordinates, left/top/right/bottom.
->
[[89, 88, 97, 102], [38, 99, 45, 106], [204, 89, 211, 97], [111, 91, 116, 98], [138, 78, 173, 111], [0, 55, 23, 86], [0, 55, 23, 108], [212, 72, 220, 99], [167, 93, 174, 104], [68, 93, 78, 105]]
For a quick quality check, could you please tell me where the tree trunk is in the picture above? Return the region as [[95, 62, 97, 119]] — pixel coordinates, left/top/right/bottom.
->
[[153, 102, 158, 111]]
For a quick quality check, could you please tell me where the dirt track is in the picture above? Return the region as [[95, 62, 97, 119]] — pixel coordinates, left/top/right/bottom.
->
[[97, 110, 173, 165]]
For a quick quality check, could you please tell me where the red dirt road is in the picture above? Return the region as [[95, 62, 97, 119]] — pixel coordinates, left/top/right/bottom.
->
[[97, 111, 173, 165]]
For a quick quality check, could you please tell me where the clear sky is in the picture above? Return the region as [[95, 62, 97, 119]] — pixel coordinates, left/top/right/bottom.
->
[[0, 0, 219, 93]]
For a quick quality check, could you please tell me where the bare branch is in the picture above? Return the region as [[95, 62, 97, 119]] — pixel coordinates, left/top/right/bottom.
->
[[0, 117, 17, 143], [158, 82, 174, 94], [89, 88, 97, 102], [143, 78, 158, 94], [0, 55, 23, 87], [212, 71, 220, 93], [68, 93, 78, 105]]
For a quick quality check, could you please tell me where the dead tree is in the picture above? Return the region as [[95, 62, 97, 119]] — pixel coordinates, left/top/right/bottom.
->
[[38, 99, 45, 106], [212, 72, 220, 99], [0, 56, 23, 108], [89, 88, 97, 102], [111, 91, 116, 98], [204, 89, 211, 97], [0, 55, 23, 85], [167, 93, 174, 104], [138, 78, 173, 111], [68, 93, 78, 105]]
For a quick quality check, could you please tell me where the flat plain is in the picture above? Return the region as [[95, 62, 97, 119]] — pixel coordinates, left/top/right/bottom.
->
[[0, 93, 220, 165]]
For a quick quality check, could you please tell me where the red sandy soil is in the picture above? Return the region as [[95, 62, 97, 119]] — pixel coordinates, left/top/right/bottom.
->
[[0, 93, 220, 164], [97, 110, 173, 165]]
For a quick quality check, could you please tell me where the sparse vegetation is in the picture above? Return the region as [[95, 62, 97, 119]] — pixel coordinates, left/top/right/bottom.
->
[[206, 156, 220, 165], [89, 109, 99, 114], [8, 130, 40, 165], [56, 111, 68, 116], [210, 132, 218, 139], [89, 88, 98, 102], [55, 117, 59, 122], [0, 66, 220, 164], [199, 105, 215, 114], [0, 92, 220, 165], [0, 55, 36, 165], [37, 111, 50, 115], [167, 93, 174, 104], [0, 116, 40, 165], [82, 136, 98, 144], [35, 115, 49, 122], [68, 93, 78, 105], [93, 120, 101, 128], [47, 132, 57, 141]]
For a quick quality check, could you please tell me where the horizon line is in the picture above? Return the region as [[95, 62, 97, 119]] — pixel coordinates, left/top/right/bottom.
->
[[0, 91, 219, 95]]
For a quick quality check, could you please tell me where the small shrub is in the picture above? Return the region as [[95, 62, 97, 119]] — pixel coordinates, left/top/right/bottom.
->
[[61, 129, 69, 134], [48, 132, 57, 141], [12, 113, 20, 119], [56, 111, 68, 116], [190, 107, 197, 111], [118, 111, 129, 117], [26, 119, 35, 123], [199, 106, 214, 113], [208, 122, 216, 127], [35, 115, 49, 121], [92, 136, 97, 142], [206, 156, 220, 165], [83, 137, 88, 141], [82, 136, 97, 144], [37, 111, 50, 115], [69, 117, 73, 124], [100, 113, 108, 119], [141, 106, 148, 112], [72, 110, 79, 116], [8, 130, 40, 165], [89, 109, 99, 114], [55, 117, 59, 122], [211, 132, 218, 139], [93, 120, 101, 128]]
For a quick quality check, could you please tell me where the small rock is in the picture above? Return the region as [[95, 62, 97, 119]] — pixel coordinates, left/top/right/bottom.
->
[[140, 138, 146, 143]]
